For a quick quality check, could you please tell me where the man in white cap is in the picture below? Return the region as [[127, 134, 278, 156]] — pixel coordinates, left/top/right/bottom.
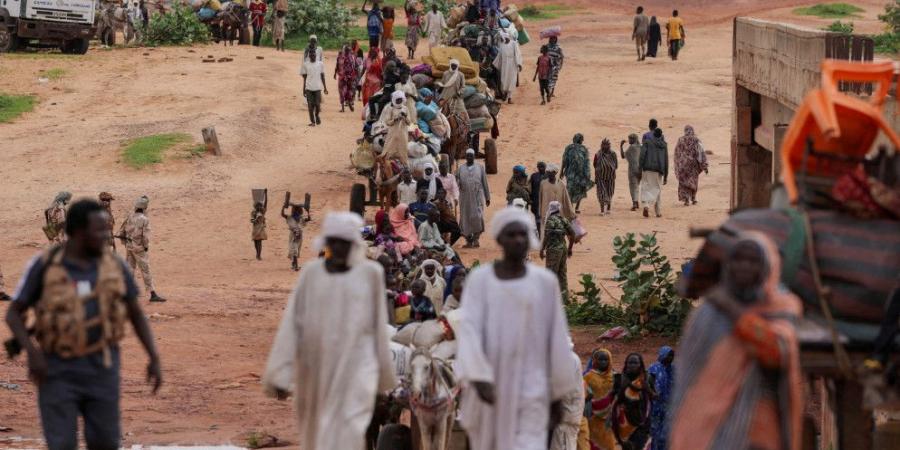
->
[[456, 207, 581, 450], [381, 90, 411, 165], [262, 211, 395, 450], [493, 30, 522, 104], [456, 148, 491, 248], [538, 163, 575, 235], [118, 195, 165, 302]]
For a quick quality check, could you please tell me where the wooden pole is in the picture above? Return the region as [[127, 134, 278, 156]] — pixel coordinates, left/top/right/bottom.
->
[[202, 127, 222, 156]]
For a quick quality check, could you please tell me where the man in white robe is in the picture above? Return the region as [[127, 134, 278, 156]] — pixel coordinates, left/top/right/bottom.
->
[[492, 31, 523, 104], [262, 212, 396, 450], [456, 207, 581, 450], [424, 4, 447, 48]]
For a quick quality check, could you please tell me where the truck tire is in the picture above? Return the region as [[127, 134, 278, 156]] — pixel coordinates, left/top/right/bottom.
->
[[0, 28, 19, 53], [375, 424, 412, 450], [61, 38, 89, 54], [484, 138, 498, 175], [350, 183, 366, 216]]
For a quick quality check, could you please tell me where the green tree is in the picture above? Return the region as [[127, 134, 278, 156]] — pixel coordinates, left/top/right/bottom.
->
[[879, 0, 900, 34]]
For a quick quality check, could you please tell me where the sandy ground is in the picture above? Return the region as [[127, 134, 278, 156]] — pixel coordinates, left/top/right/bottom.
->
[[0, 0, 889, 445]]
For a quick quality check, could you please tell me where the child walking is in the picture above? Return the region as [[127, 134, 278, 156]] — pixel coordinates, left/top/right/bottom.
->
[[534, 45, 552, 105]]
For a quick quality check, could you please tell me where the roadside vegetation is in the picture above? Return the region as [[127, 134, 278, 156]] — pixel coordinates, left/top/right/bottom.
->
[[143, 4, 211, 46], [0, 94, 37, 123], [565, 233, 691, 337], [122, 133, 200, 168], [519, 4, 577, 20], [793, 3, 864, 18], [875, 1, 900, 53]]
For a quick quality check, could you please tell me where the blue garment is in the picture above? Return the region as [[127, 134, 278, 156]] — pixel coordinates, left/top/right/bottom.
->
[[408, 201, 436, 227], [410, 295, 436, 321], [367, 8, 383, 37], [479, 0, 499, 13], [443, 264, 465, 300], [647, 346, 674, 450]]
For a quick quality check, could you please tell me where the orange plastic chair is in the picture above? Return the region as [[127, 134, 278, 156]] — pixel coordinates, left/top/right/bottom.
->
[[780, 60, 900, 203]]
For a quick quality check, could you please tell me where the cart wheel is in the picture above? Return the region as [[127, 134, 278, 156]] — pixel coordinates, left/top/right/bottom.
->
[[350, 183, 366, 216], [375, 423, 412, 450], [484, 138, 498, 175]]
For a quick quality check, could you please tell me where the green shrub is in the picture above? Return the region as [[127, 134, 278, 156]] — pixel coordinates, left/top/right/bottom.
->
[[824, 20, 854, 34], [878, 0, 900, 33], [0, 94, 37, 123], [564, 274, 626, 326], [142, 4, 210, 46], [612, 232, 691, 335], [122, 133, 193, 168], [874, 32, 900, 53], [43, 68, 67, 80], [794, 3, 864, 18], [285, 0, 353, 41]]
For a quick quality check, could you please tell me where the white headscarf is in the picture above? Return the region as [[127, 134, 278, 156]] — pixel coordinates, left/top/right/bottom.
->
[[418, 258, 443, 282], [313, 211, 367, 267], [422, 161, 439, 200], [490, 206, 540, 251], [391, 90, 406, 108], [449, 59, 460, 71], [546, 200, 561, 217]]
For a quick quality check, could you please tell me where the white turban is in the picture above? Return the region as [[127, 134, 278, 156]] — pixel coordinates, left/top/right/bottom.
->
[[314, 211, 367, 266], [546, 163, 560, 173], [449, 59, 460, 70], [391, 90, 406, 106], [490, 206, 540, 251], [547, 200, 561, 217], [511, 198, 527, 210], [466, 148, 476, 155]]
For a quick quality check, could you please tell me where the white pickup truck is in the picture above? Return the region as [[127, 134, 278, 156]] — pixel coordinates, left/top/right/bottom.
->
[[0, 0, 96, 53]]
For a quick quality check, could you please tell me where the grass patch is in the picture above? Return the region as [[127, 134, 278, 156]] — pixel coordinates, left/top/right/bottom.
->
[[793, 3, 864, 19], [122, 133, 193, 168], [265, 25, 408, 51], [823, 20, 854, 34], [1, 52, 81, 60], [42, 68, 66, 80], [519, 4, 576, 20], [0, 94, 37, 123]]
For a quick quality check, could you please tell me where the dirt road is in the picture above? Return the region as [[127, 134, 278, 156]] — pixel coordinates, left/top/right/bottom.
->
[[0, 0, 888, 445]]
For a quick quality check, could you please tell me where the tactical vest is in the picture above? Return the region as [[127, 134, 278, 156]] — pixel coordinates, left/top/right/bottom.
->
[[34, 247, 128, 366]]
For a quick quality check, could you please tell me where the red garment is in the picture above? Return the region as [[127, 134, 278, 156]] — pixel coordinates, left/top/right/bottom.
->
[[362, 53, 384, 106], [249, 1, 267, 28], [537, 54, 552, 80]]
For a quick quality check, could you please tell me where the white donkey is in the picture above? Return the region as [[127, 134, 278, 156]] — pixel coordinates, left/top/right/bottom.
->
[[408, 347, 458, 450]]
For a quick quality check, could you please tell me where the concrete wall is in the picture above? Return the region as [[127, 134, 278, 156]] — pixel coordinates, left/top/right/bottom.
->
[[734, 17, 827, 111], [731, 17, 899, 210]]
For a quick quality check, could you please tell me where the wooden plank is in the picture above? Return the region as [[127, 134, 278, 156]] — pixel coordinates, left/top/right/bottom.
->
[[851, 37, 864, 94], [201, 126, 222, 156], [736, 106, 753, 145], [864, 38, 875, 95]]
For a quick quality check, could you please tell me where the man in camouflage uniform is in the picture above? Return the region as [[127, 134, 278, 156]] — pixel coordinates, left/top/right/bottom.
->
[[118, 195, 165, 302], [540, 200, 575, 297], [99, 192, 117, 251], [45, 191, 72, 244]]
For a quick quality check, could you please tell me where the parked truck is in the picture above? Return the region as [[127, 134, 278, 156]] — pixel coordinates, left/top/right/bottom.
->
[[0, 0, 96, 53]]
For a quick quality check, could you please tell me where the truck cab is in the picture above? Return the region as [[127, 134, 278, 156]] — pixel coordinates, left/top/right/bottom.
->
[[0, 0, 96, 53]]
